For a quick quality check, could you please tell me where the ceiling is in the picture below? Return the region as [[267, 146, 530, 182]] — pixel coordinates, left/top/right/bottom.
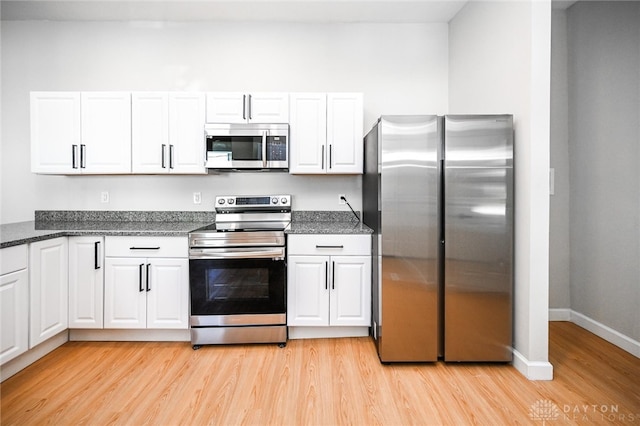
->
[[0, 0, 472, 23]]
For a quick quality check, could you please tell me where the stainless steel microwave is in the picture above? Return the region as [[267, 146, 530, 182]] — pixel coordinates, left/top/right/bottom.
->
[[205, 123, 289, 171]]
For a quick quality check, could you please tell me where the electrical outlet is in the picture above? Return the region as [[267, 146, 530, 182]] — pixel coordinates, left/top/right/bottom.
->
[[338, 194, 346, 205], [101, 191, 109, 203], [193, 192, 202, 205]]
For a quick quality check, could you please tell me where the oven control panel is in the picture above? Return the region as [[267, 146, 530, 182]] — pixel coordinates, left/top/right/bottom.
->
[[215, 195, 291, 210]]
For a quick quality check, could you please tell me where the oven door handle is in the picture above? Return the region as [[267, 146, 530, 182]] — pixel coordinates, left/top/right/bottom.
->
[[190, 247, 285, 260]]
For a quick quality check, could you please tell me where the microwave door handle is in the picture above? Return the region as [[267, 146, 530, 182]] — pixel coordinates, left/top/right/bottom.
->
[[262, 130, 267, 168]]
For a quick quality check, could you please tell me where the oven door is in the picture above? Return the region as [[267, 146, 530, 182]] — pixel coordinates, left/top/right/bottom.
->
[[189, 253, 286, 323]]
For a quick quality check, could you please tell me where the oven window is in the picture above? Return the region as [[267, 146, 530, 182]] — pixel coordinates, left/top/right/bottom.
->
[[206, 268, 269, 300], [190, 258, 285, 316]]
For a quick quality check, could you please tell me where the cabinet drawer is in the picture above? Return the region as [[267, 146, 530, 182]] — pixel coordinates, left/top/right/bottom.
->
[[1, 245, 28, 275], [287, 234, 370, 256], [105, 236, 188, 258]]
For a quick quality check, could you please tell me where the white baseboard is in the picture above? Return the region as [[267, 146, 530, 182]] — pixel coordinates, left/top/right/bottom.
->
[[549, 308, 640, 358], [288, 326, 369, 339], [548, 308, 571, 321], [512, 349, 554, 380], [69, 329, 190, 342]]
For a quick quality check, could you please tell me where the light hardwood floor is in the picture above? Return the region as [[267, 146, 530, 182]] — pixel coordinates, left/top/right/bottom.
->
[[1, 322, 639, 425]]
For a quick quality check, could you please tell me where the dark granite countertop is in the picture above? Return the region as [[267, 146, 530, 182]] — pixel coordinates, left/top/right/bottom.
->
[[286, 211, 373, 235], [286, 221, 372, 235], [1, 211, 215, 249], [0, 220, 214, 249], [1, 210, 372, 249]]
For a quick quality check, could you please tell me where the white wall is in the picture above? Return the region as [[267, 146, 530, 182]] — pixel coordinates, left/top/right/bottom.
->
[[449, 1, 553, 379], [549, 9, 571, 309], [0, 21, 449, 223], [567, 1, 640, 342]]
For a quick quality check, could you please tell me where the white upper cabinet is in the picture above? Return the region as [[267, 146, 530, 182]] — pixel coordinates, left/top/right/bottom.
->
[[168, 92, 206, 174], [80, 92, 132, 174], [326, 93, 364, 174], [30, 92, 82, 174], [132, 92, 205, 174], [206, 92, 289, 124], [31, 91, 131, 174], [132, 92, 169, 174], [289, 93, 327, 174], [289, 92, 363, 175]]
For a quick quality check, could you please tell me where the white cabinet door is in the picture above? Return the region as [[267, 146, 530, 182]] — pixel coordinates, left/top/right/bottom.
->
[[289, 93, 327, 174], [29, 237, 68, 348], [330, 256, 371, 326], [248, 93, 289, 123], [169, 92, 206, 174], [287, 256, 330, 326], [132, 92, 169, 174], [68, 236, 104, 329], [205, 92, 246, 124], [0, 269, 29, 364], [206, 92, 289, 124], [30, 92, 81, 174], [146, 258, 189, 329], [81, 92, 132, 174], [132, 92, 205, 174], [104, 257, 146, 328], [326, 93, 363, 174]]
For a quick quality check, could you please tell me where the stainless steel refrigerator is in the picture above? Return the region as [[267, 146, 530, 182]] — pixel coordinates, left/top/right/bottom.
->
[[363, 115, 513, 362]]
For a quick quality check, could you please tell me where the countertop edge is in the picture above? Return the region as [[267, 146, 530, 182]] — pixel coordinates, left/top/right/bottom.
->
[[0, 222, 206, 249], [1, 219, 373, 249]]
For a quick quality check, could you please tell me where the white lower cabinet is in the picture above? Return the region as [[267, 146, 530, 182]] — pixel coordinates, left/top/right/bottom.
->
[[0, 245, 29, 364], [287, 234, 371, 338], [68, 236, 104, 328], [29, 237, 69, 348], [104, 236, 189, 329]]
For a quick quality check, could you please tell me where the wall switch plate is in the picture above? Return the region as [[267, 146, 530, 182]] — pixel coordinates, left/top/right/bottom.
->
[[101, 191, 109, 203], [338, 194, 346, 205], [193, 192, 202, 205]]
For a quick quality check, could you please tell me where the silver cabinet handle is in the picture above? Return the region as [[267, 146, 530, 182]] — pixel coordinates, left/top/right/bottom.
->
[[248, 94, 252, 120], [321, 145, 325, 170], [169, 144, 175, 169], [161, 144, 167, 168], [315, 245, 344, 249], [129, 246, 160, 250]]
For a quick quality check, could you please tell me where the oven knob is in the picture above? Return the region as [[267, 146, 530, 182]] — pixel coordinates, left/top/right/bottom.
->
[[281, 197, 288, 205], [218, 199, 225, 205], [228, 198, 235, 205], [272, 197, 279, 205]]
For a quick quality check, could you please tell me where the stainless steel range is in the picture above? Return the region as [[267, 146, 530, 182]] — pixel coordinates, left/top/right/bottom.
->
[[188, 195, 291, 349]]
